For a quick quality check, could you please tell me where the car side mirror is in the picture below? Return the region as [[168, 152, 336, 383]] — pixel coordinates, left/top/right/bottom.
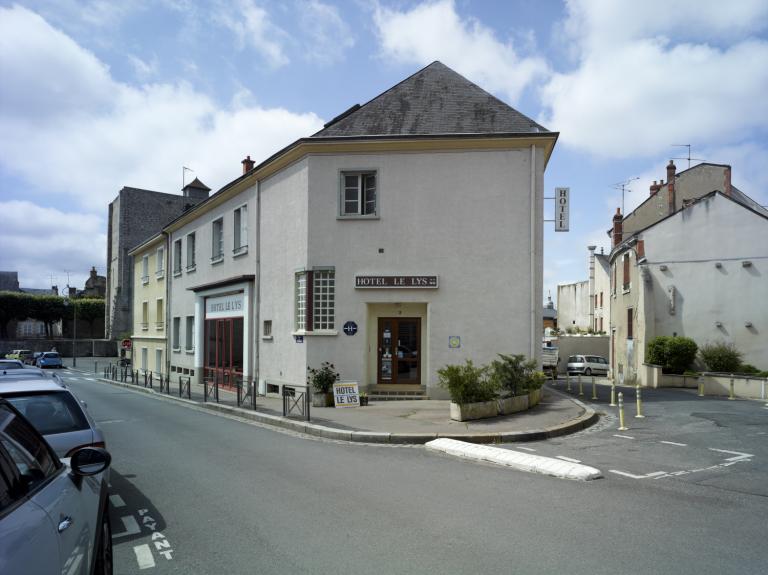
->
[[80, 400, 88, 409], [70, 447, 111, 477]]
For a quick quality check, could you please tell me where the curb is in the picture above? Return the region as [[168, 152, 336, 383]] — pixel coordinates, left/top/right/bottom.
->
[[85, 375, 599, 445], [425, 438, 603, 481]]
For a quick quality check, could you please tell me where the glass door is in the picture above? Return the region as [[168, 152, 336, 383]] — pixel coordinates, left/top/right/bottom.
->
[[204, 317, 244, 388], [378, 318, 420, 385]]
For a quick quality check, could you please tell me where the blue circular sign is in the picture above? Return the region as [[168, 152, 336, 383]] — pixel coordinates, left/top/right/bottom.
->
[[343, 321, 358, 336]]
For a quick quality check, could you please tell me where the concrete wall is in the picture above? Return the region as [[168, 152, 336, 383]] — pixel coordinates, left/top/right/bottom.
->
[[131, 235, 167, 375], [557, 281, 589, 331], [555, 335, 610, 374], [653, 370, 767, 400]]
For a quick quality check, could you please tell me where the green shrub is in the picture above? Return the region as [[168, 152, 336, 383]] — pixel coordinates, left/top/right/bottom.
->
[[307, 362, 339, 393], [489, 354, 540, 395], [646, 336, 698, 374], [699, 342, 742, 373], [438, 360, 498, 404], [737, 364, 761, 375]]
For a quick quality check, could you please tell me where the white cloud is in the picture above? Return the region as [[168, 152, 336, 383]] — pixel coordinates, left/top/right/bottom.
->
[[128, 53, 159, 81], [373, 0, 549, 104], [0, 5, 324, 287], [214, 0, 290, 68], [299, 0, 354, 65], [541, 0, 768, 158]]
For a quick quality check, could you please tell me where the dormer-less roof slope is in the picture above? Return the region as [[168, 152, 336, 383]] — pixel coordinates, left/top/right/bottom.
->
[[312, 61, 549, 138]]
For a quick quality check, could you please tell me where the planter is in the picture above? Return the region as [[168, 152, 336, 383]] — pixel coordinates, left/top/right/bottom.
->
[[360, 396, 369, 406], [450, 400, 498, 422], [528, 388, 542, 407], [312, 391, 334, 407], [497, 395, 529, 415]]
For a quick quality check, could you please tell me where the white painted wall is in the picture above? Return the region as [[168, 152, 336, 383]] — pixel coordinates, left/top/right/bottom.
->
[[557, 281, 589, 331]]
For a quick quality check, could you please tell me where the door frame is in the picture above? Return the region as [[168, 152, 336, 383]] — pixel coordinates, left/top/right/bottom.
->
[[377, 317, 421, 385]]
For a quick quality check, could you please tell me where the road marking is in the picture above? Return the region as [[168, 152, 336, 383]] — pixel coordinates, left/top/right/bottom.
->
[[98, 419, 125, 424], [133, 544, 156, 570], [609, 470, 667, 479], [708, 448, 754, 459], [113, 515, 141, 539], [516, 446, 536, 452], [110, 494, 126, 508], [556, 456, 582, 463], [660, 441, 687, 447], [85, 378, 96, 381], [613, 434, 635, 439]]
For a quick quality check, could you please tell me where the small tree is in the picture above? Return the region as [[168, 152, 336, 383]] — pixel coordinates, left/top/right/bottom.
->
[[437, 360, 498, 404], [489, 354, 539, 396], [699, 342, 742, 373], [647, 335, 698, 374], [307, 362, 339, 393]]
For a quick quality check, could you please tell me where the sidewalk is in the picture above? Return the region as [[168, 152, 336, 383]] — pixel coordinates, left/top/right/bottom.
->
[[65, 361, 596, 445]]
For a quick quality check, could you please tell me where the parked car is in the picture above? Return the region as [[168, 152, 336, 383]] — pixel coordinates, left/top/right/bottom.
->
[[567, 354, 610, 376], [0, 378, 106, 457], [0, 359, 25, 370], [0, 398, 112, 575], [32, 351, 44, 365], [37, 351, 63, 369], [6, 349, 33, 363]]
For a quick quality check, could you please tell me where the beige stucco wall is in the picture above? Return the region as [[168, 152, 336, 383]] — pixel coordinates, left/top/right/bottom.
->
[[557, 281, 589, 331], [130, 235, 167, 374]]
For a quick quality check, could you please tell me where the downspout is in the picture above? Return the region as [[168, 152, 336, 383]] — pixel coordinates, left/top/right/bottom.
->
[[530, 145, 537, 359], [254, 180, 261, 395], [163, 231, 171, 379]]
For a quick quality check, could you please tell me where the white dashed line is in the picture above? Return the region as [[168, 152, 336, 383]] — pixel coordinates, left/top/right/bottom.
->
[[708, 448, 753, 461], [660, 441, 687, 447], [110, 494, 126, 508], [613, 434, 635, 439], [609, 470, 667, 479], [555, 456, 582, 463], [516, 446, 536, 452], [133, 544, 156, 569], [113, 515, 141, 539]]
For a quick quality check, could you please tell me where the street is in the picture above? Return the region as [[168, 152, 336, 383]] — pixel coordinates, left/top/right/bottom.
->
[[59, 369, 767, 575]]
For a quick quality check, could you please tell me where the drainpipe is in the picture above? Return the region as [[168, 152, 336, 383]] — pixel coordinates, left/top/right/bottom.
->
[[164, 231, 171, 379], [588, 245, 596, 331], [530, 145, 537, 359], [255, 180, 261, 395]]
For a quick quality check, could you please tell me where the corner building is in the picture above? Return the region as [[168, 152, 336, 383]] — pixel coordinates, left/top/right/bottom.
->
[[165, 62, 558, 398]]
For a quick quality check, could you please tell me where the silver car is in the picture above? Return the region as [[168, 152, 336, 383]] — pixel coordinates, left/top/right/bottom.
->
[[0, 378, 106, 457], [0, 398, 112, 575], [567, 354, 610, 376]]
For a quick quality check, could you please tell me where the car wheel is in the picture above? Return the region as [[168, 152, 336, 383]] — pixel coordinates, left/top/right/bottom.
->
[[95, 507, 113, 575], [585, 368, 592, 376]]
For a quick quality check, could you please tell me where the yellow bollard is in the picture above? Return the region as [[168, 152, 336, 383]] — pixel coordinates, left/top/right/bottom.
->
[[610, 383, 617, 407], [698, 381, 704, 397], [591, 376, 598, 400], [617, 392, 628, 431], [578, 374, 584, 396], [728, 375, 735, 400], [566, 373, 572, 393], [635, 385, 645, 418]]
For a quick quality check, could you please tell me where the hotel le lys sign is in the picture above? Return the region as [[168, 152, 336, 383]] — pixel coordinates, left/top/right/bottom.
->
[[206, 293, 244, 318], [355, 276, 438, 289]]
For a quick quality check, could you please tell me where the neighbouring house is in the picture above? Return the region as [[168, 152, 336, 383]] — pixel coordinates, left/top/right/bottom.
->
[[158, 61, 557, 399], [609, 162, 768, 384], [128, 234, 167, 374], [543, 295, 557, 331], [557, 246, 610, 333], [105, 181, 209, 340], [82, 266, 106, 298]]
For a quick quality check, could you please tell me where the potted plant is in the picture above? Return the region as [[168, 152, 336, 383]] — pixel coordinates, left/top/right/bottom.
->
[[359, 392, 369, 406], [307, 362, 339, 407], [489, 354, 537, 414], [438, 360, 499, 421]]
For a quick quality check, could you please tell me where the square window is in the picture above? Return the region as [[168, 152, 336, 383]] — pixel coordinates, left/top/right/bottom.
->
[[186, 233, 196, 269], [340, 171, 376, 216]]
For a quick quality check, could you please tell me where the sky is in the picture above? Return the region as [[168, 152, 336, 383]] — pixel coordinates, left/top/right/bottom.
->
[[1, 0, 767, 304]]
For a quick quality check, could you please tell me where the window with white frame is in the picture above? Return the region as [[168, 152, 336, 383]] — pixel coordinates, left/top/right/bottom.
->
[[156, 299, 164, 330], [156, 247, 164, 277], [211, 218, 224, 261], [155, 349, 163, 373], [185, 316, 194, 351], [172, 317, 181, 350], [341, 171, 376, 216], [233, 205, 247, 253], [294, 269, 335, 331], [141, 255, 149, 284], [186, 233, 196, 270], [173, 239, 182, 274], [141, 301, 149, 330], [263, 320, 272, 338], [141, 348, 148, 371]]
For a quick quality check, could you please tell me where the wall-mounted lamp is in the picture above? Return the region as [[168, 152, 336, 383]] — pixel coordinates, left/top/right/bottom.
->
[[715, 321, 723, 327], [659, 264, 668, 271], [742, 261, 753, 267], [745, 321, 753, 328], [714, 262, 723, 269]]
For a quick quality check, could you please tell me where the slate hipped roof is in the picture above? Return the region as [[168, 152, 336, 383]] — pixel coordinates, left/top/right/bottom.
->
[[312, 61, 549, 138]]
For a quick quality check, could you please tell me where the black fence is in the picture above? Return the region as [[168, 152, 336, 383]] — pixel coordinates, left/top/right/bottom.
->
[[282, 386, 310, 421]]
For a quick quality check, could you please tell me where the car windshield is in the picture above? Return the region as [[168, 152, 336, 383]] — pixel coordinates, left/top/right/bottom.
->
[[568, 356, 582, 363], [42, 353, 60, 359], [0, 361, 24, 369], [5, 392, 90, 435]]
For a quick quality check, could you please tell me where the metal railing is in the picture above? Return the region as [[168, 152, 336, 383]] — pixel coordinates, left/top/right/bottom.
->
[[178, 376, 191, 399], [282, 386, 310, 421]]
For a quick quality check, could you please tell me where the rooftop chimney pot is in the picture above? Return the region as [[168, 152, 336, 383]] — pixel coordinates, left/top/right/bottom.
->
[[242, 155, 255, 175]]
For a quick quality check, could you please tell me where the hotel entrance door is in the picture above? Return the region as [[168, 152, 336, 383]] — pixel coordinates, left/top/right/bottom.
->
[[377, 318, 420, 385], [204, 317, 243, 388]]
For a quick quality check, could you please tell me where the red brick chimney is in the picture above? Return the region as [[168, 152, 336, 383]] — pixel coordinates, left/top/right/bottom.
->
[[241, 155, 255, 174], [724, 166, 732, 197], [666, 160, 676, 214], [612, 208, 623, 247], [649, 180, 661, 196]]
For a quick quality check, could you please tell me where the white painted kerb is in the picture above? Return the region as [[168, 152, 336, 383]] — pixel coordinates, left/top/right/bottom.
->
[[425, 438, 602, 481]]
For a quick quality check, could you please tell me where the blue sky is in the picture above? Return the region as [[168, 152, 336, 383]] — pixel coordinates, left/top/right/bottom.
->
[[1, 0, 767, 303]]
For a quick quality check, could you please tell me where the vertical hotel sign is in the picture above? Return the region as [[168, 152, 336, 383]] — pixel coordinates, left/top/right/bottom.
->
[[555, 187, 569, 232]]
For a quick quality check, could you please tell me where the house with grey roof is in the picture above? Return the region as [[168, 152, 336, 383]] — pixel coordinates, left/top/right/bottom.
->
[[160, 61, 558, 400]]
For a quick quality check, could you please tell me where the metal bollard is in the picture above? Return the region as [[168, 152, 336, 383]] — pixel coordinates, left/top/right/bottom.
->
[[566, 373, 572, 393], [591, 376, 598, 400], [698, 380, 704, 397], [728, 375, 735, 400], [610, 383, 617, 407], [578, 374, 584, 396], [635, 385, 645, 418], [617, 392, 628, 431]]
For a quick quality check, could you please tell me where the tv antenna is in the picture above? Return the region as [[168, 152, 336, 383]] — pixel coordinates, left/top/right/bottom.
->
[[182, 166, 194, 189], [670, 144, 705, 169], [612, 177, 639, 216]]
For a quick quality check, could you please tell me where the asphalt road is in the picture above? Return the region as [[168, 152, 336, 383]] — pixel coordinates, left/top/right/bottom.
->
[[59, 369, 767, 575]]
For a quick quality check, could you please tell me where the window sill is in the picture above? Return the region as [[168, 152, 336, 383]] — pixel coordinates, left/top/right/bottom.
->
[[141, 323, 149, 331], [172, 347, 181, 353], [233, 246, 248, 258], [141, 277, 150, 285], [185, 349, 195, 355], [337, 215, 379, 221], [186, 265, 196, 273], [622, 287, 631, 294], [173, 270, 182, 278], [155, 323, 164, 330], [291, 330, 338, 337], [262, 335, 273, 341], [211, 255, 224, 265], [155, 271, 165, 279]]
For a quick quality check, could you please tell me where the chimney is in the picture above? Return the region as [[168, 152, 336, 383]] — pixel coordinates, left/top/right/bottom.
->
[[724, 166, 732, 197], [52, 285, 58, 296], [612, 208, 623, 247], [666, 160, 677, 214], [90, 266, 98, 280], [242, 155, 255, 174], [649, 180, 661, 196], [68, 286, 76, 297]]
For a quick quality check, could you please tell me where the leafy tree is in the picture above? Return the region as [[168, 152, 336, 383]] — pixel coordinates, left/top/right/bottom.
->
[[29, 296, 67, 339], [73, 298, 105, 337], [699, 342, 742, 373], [0, 291, 32, 338], [489, 353, 541, 396], [438, 360, 498, 404]]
